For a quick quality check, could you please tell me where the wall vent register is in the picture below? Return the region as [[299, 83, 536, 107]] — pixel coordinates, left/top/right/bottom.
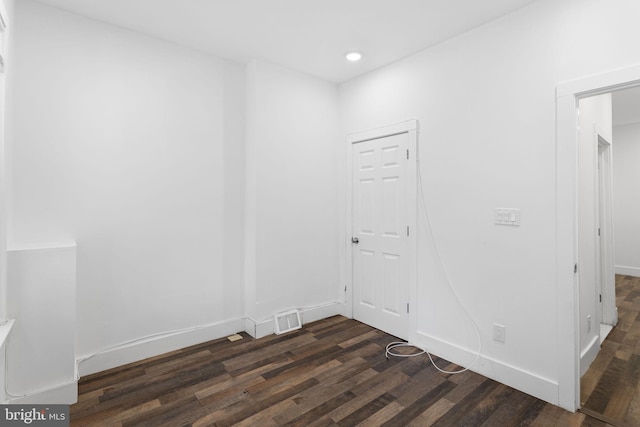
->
[[274, 309, 302, 335]]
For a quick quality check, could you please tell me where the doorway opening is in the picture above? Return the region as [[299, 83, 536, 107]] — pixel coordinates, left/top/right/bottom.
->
[[576, 94, 616, 378], [556, 64, 640, 412], [578, 86, 640, 424]]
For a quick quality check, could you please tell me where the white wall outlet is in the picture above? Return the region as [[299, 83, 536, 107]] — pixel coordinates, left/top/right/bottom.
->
[[493, 323, 506, 343], [587, 314, 592, 333]]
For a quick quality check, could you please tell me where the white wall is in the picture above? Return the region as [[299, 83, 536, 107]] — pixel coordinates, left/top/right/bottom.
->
[[9, 0, 341, 383], [0, 0, 14, 322], [577, 93, 612, 375], [0, 0, 14, 405], [7, 245, 76, 403], [10, 0, 246, 374], [339, 0, 640, 408], [613, 123, 640, 277], [244, 60, 341, 337]]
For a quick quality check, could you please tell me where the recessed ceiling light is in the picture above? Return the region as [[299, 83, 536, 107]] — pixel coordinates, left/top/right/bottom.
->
[[345, 51, 362, 62]]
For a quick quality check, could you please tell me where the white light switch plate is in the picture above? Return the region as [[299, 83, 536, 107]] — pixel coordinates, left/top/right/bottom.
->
[[495, 208, 520, 226]]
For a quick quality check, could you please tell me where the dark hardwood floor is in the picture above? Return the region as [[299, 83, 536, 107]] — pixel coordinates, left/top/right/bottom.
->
[[581, 274, 640, 427], [72, 316, 610, 426]]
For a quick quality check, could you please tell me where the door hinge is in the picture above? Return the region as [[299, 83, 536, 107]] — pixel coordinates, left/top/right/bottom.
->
[[407, 226, 409, 236], [574, 263, 578, 273], [599, 294, 602, 303], [406, 303, 409, 314], [598, 228, 601, 237], [406, 149, 409, 160]]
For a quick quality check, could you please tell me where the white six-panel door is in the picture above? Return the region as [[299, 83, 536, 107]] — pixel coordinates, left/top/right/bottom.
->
[[350, 123, 416, 340]]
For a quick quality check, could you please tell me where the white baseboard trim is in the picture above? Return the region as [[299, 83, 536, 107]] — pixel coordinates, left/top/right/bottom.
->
[[79, 303, 345, 377], [244, 302, 344, 339], [8, 380, 78, 404], [580, 335, 600, 377], [301, 302, 344, 325], [615, 265, 640, 277], [244, 316, 272, 339], [415, 331, 559, 406], [78, 317, 244, 377]]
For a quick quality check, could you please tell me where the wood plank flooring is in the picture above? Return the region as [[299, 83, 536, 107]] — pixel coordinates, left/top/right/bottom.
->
[[72, 316, 609, 426], [581, 274, 640, 427]]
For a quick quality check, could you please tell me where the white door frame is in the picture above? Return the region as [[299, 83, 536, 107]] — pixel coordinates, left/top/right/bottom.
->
[[595, 133, 616, 329], [345, 120, 418, 341], [557, 64, 640, 411], [0, 5, 7, 322]]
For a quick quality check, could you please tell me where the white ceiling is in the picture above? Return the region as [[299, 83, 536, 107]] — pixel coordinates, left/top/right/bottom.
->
[[33, 0, 539, 83]]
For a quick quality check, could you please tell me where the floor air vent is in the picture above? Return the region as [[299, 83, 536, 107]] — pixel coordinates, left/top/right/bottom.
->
[[274, 309, 302, 335]]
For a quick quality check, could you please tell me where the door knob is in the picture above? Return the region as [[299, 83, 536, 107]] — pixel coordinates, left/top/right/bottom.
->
[[351, 237, 359, 244]]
